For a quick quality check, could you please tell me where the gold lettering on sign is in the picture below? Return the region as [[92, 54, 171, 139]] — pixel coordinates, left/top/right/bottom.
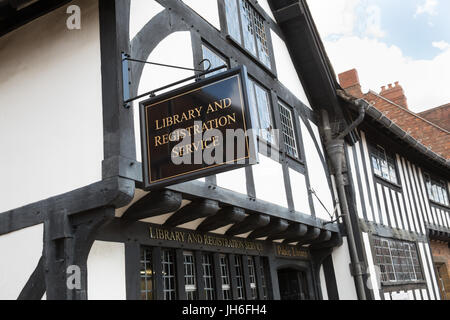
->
[[149, 226, 263, 252], [275, 244, 309, 259]]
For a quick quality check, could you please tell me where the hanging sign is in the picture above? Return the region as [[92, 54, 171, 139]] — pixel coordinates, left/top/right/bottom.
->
[[140, 66, 256, 190]]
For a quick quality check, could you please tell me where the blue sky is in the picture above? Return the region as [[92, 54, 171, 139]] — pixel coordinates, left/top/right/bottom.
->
[[308, 0, 450, 112], [352, 0, 450, 60]]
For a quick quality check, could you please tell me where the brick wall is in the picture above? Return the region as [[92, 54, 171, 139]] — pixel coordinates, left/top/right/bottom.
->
[[338, 69, 450, 160], [419, 104, 450, 132]]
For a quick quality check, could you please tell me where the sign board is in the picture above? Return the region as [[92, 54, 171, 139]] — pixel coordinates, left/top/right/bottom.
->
[[140, 66, 256, 190]]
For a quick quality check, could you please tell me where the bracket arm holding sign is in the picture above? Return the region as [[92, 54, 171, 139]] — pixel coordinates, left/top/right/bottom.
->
[[121, 52, 224, 109]]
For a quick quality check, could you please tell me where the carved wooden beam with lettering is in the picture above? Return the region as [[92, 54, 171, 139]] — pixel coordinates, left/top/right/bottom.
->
[[197, 207, 246, 232], [225, 214, 270, 237], [122, 190, 182, 221], [247, 218, 289, 240], [164, 199, 220, 228]]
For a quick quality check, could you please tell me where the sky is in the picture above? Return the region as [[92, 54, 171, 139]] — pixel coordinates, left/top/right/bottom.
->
[[307, 0, 450, 113]]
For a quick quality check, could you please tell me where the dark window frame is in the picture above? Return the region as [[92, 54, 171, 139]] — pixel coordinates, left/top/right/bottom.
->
[[368, 142, 402, 189], [221, 0, 276, 76], [423, 172, 450, 208], [369, 235, 427, 289]]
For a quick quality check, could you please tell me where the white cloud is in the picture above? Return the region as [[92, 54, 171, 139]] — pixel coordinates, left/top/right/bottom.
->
[[306, 0, 450, 112], [307, 0, 360, 37], [324, 36, 450, 112], [415, 0, 438, 17], [364, 5, 386, 38], [432, 40, 450, 50]]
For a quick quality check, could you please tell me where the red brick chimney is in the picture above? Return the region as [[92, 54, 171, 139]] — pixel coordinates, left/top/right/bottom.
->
[[379, 81, 408, 109], [338, 69, 363, 98]]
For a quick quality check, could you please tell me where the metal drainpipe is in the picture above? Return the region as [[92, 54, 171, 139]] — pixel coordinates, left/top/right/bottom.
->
[[322, 99, 368, 300]]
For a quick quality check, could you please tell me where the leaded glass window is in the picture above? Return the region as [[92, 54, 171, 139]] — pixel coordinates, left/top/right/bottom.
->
[[201, 44, 228, 78], [373, 237, 424, 284], [202, 253, 216, 300], [161, 249, 177, 300], [183, 251, 197, 300], [234, 255, 246, 300], [370, 145, 398, 185], [140, 247, 154, 300], [259, 257, 269, 300], [278, 102, 299, 158], [219, 255, 232, 300], [225, 0, 272, 68], [247, 256, 258, 299], [247, 78, 276, 145], [424, 173, 449, 206]]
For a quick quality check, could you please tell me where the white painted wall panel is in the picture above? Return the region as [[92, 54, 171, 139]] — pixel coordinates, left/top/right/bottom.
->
[[257, 0, 276, 21], [354, 141, 374, 221], [391, 291, 410, 300], [182, 0, 221, 30], [270, 30, 312, 109], [253, 154, 287, 208], [319, 265, 329, 300], [87, 241, 126, 300], [347, 146, 364, 220], [0, 0, 103, 213], [289, 169, 311, 215], [417, 242, 435, 300], [129, 0, 165, 40], [361, 132, 380, 224], [362, 232, 381, 300], [216, 168, 247, 195], [300, 119, 334, 220], [134, 31, 194, 161], [332, 237, 358, 300], [0, 224, 43, 300]]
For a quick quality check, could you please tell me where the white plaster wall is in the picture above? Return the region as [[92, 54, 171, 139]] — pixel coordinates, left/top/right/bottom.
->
[[300, 119, 334, 221], [129, 0, 165, 40], [182, 0, 221, 30], [216, 168, 248, 195], [87, 241, 126, 300], [270, 30, 312, 109], [319, 265, 329, 300], [0, 0, 103, 213], [257, 0, 276, 21], [288, 168, 311, 215], [134, 31, 194, 161], [362, 232, 381, 300], [331, 237, 358, 300], [252, 154, 287, 208], [0, 224, 43, 300], [391, 291, 411, 300]]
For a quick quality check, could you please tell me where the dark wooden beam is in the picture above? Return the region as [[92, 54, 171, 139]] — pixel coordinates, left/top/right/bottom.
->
[[225, 214, 270, 237], [283, 226, 321, 244], [164, 199, 220, 228], [197, 207, 246, 232], [122, 190, 182, 221], [247, 218, 289, 240], [267, 223, 308, 241]]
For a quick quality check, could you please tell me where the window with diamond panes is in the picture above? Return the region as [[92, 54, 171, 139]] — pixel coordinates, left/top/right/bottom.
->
[[224, 0, 272, 69], [233, 255, 246, 299], [278, 102, 299, 158], [183, 251, 197, 300], [373, 237, 424, 284], [161, 249, 177, 300], [201, 44, 228, 78], [140, 248, 154, 300], [424, 173, 449, 207], [247, 256, 258, 299], [202, 253, 216, 300], [219, 255, 232, 300], [370, 145, 398, 185]]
